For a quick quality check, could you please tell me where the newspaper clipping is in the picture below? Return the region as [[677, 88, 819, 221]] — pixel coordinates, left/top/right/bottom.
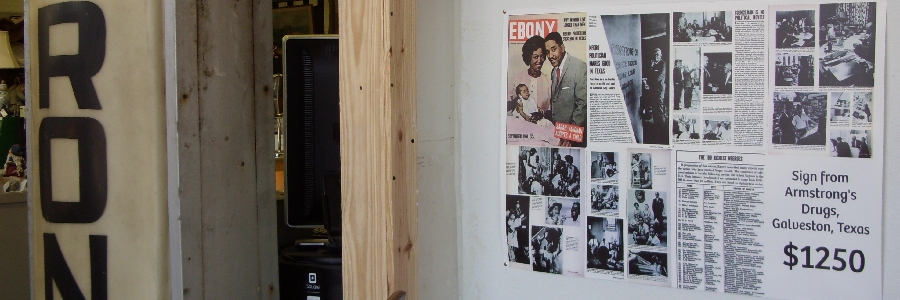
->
[[502, 1, 884, 299]]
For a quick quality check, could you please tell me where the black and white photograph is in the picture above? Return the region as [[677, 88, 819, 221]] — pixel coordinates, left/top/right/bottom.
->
[[830, 129, 872, 158], [775, 54, 815, 86], [531, 226, 563, 274], [638, 14, 671, 145], [852, 91, 873, 124], [545, 197, 581, 226], [775, 10, 816, 48], [590, 151, 619, 181], [819, 2, 875, 87], [772, 92, 828, 146], [586, 217, 624, 272], [628, 251, 668, 277], [517, 146, 551, 195], [627, 190, 668, 248], [673, 47, 701, 111], [550, 147, 582, 198], [701, 115, 732, 142], [601, 13, 670, 145], [506, 195, 530, 264], [830, 92, 852, 122], [630, 153, 652, 189], [516, 146, 582, 197], [672, 114, 701, 140], [590, 184, 619, 214], [674, 11, 732, 43], [702, 52, 733, 94]]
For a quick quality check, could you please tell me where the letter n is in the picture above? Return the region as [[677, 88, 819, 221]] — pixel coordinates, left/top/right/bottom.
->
[[44, 233, 107, 300]]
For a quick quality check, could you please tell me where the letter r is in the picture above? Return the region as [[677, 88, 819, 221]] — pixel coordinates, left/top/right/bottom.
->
[[38, 1, 106, 109]]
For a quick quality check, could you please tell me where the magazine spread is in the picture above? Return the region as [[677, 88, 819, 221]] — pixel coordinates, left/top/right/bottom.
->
[[501, 1, 884, 299]]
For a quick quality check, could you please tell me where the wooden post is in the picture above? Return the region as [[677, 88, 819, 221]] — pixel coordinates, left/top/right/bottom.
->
[[172, 0, 277, 299], [338, 0, 418, 298]]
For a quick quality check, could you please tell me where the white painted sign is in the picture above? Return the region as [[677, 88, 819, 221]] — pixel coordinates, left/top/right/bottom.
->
[[29, 1, 170, 298]]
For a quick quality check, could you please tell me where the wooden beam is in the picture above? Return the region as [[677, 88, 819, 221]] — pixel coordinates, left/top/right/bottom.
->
[[252, 0, 279, 297], [174, 0, 277, 298], [173, 1, 203, 298], [389, 0, 418, 298], [339, 0, 418, 298]]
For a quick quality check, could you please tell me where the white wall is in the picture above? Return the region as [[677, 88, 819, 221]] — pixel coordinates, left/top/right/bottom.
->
[[450, 0, 900, 299], [417, 0, 460, 298]]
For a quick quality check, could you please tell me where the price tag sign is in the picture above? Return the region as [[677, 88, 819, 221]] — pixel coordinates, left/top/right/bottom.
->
[[763, 155, 882, 299], [782, 243, 865, 272]]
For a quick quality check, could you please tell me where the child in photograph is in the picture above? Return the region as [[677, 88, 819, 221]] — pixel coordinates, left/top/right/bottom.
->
[[513, 83, 540, 123]]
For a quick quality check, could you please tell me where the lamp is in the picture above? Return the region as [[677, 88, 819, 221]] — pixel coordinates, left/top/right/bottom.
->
[[0, 31, 19, 69]]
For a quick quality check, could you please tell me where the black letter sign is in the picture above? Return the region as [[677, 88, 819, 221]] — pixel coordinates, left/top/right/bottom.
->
[[37, 0, 109, 223], [44, 234, 107, 300], [39, 117, 108, 223], [38, 2, 109, 299], [38, 1, 106, 109]]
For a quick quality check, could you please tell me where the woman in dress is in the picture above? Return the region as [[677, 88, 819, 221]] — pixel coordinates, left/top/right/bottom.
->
[[510, 35, 552, 120]]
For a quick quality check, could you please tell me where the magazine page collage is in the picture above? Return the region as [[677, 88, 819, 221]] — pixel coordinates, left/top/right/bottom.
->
[[501, 1, 884, 299]]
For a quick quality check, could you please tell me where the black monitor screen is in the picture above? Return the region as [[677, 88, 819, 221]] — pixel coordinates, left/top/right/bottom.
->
[[283, 35, 341, 235]]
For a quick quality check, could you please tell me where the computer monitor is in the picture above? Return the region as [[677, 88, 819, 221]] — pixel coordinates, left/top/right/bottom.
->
[[282, 35, 341, 237]]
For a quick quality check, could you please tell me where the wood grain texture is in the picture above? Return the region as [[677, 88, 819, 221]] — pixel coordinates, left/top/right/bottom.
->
[[339, 0, 418, 298], [252, 0, 278, 298], [176, 0, 276, 298], [340, 0, 394, 296], [174, 0, 204, 298], [197, 0, 262, 298], [389, 0, 418, 298]]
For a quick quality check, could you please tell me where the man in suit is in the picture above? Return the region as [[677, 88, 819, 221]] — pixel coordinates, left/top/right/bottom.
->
[[709, 15, 720, 32], [676, 13, 689, 42], [651, 192, 665, 227], [560, 155, 581, 197], [778, 105, 795, 144], [646, 48, 667, 107], [835, 137, 852, 157], [545, 32, 587, 147], [673, 59, 684, 110], [641, 48, 667, 144], [720, 62, 733, 94], [799, 56, 814, 86], [703, 55, 714, 94], [683, 63, 694, 108], [857, 137, 871, 158]]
